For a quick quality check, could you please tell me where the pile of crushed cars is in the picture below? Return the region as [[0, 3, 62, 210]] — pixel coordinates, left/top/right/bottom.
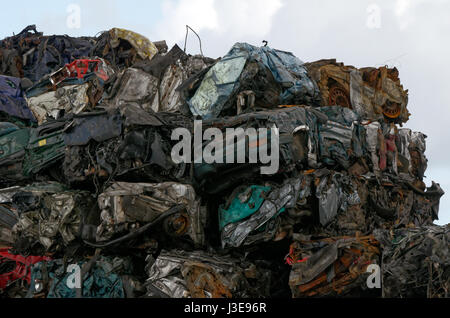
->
[[0, 25, 448, 298]]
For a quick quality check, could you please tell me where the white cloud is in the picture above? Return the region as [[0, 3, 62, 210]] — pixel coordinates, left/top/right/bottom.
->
[[395, 0, 418, 29], [213, 0, 284, 38], [155, 0, 283, 56], [155, 0, 219, 45], [394, 0, 448, 30], [395, 0, 412, 17]]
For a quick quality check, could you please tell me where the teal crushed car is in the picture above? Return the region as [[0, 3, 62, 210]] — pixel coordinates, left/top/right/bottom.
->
[[219, 183, 291, 248], [219, 185, 272, 230]]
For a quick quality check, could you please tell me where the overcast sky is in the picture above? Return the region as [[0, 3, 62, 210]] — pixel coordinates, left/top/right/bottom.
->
[[1, 0, 449, 225]]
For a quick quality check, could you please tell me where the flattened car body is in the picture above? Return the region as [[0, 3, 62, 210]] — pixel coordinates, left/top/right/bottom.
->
[[288, 235, 380, 297], [145, 250, 271, 298], [28, 256, 138, 298], [305, 59, 410, 124], [376, 225, 449, 298], [0, 119, 66, 182], [0, 123, 29, 181], [188, 43, 320, 119], [96, 182, 206, 247], [63, 108, 189, 185], [12, 189, 95, 254]]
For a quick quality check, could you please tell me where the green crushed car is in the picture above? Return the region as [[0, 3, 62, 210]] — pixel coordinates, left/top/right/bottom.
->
[[0, 120, 65, 183]]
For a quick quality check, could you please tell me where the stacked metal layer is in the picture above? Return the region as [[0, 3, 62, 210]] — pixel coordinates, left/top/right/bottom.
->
[[0, 25, 447, 299]]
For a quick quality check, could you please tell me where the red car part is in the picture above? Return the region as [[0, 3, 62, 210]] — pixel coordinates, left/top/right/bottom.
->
[[50, 59, 107, 85], [0, 248, 51, 290], [65, 59, 101, 79]]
